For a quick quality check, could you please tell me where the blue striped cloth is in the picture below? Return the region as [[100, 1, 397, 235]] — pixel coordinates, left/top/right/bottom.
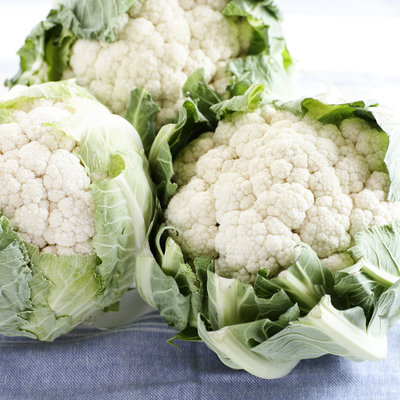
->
[[1, 311, 400, 400]]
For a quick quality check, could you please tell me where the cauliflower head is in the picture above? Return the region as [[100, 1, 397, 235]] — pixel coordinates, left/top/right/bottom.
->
[[165, 105, 398, 283], [8, 0, 291, 126], [0, 81, 155, 340], [135, 90, 400, 379], [64, 0, 250, 123]]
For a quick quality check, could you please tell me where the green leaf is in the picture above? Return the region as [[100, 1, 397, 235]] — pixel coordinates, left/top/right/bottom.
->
[[135, 244, 191, 332], [80, 126, 155, 308], [334, 262, 384, 319], [300, 98, 380, 126], [224, 0, 282, 22], [372, 106, 400, 201], [256, 245, 334, 314], [0, 216, 101, 341], [125, 88, 160, 155], [57, 0, 135, 42], [148, 100, 210, 205], [206, 270, 295, 331], [335, 221, 400, 321], [210, 84, 265, 119], [0, 217, 33, 338], [207, 271, 260, 329], [255, 289, 294, 320], [227, 53, 293, 98], [19, 264, 71, 341], [236, 304, 301, 347], [197, 314, 300, 379], [5, 20, 67, 87], [252, 295, 387, 363], [161, 239, 197, 297], [182, 69, 224, 129], [350, 221, 400, 287], [20, 245, 101, 341], [368, 279, 400, 337], [188, 257, 213, 327], [167, 327, 202, 347], [224, 0, 294, 98]]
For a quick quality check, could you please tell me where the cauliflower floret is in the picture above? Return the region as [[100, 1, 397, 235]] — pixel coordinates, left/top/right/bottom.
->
[[298, 204, 351, 258], [43, 150, 91, 202], [195, 145, 236, 185], [44, 194, 95, 249], [215, 210, 297, 282], [214, 173, 255, 220], [165, 178, 218, 258], [254, 183, 314, 229], [0, 99, 95, 256], [335, 155, 369, 194], [166, 105, 400, 282], [0, 123, 29, 152], [65, 0, 249, 124], [173, 132, 215, 186], [322, 252, 354, 272]]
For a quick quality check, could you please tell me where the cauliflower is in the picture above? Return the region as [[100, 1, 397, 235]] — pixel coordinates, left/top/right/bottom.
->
[[165, 105, 397, 282], [64, 0, 248, 123], [8, 0, 291, 126], [1, 103, 94, 256], [0, 81, 155, 341], [135, 89, 400, 379]]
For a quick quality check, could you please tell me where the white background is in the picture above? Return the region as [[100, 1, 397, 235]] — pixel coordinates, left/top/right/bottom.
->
[[0, 0, 400, 104]]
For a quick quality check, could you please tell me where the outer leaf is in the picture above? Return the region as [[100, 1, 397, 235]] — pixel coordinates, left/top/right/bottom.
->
[[373, 106, 400, 200], [148, 100, 210, 205], [5, 19, 71, 87], [207, 272, 259, 330], [125, 88, 160, 155], [252, 296, 387, 362], [368, 280, 400, 337], [349, 221, 400, 286], [335, 221, 400, 319], [158, 237, 197, 297], [197, 314, 299, 379], [19, 265, 71, 341], [0, 216, 101, 341], [75, 117, 155, 308], [0, 217, 33, 338], [188, 257, 213, 327], [211, 84, 265, 120], [206, 270, 294, 330], [135, 245, 191, 331], [182, 69, 224, 129], [334, 261, 384, 319], [224, 0, 294, 97], [256, 245, 334, 313], [300, 98, 380, 126], [20, 246, 100, 341], [57, 0, 135, 42], [167, 327, 202, 346], [236, 304, 301, 347]]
